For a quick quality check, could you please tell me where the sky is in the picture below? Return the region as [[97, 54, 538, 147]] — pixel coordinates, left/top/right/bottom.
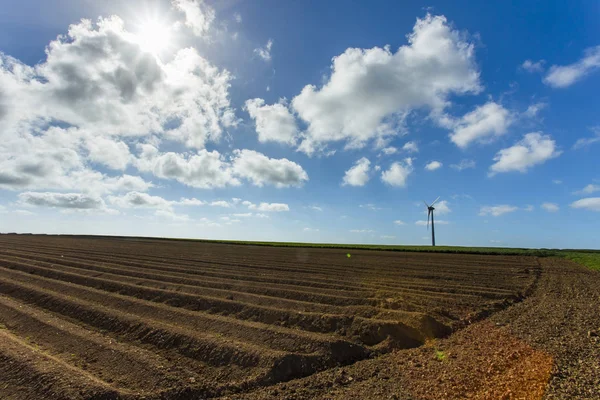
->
[[0, 0, 599, 249]]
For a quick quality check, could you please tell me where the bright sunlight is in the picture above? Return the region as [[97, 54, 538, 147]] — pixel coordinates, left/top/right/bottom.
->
[[135, 19, 172, 55]]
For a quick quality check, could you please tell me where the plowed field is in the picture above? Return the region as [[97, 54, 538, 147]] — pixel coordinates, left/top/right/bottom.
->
[[0, 235, 540, 399]]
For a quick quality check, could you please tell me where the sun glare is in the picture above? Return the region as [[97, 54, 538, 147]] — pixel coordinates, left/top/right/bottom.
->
[[135, 19, 172, 55]]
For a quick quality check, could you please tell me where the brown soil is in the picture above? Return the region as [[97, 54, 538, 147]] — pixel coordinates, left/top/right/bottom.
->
[[0, 235, 597, 399]]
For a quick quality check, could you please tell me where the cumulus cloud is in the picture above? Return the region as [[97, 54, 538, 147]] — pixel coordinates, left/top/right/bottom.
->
[[479, 205, 518, 217], [521, 59, 545, 73], [448, 102, 512, 148], [381, 147, 398, 155], [544, 46, 600, 88], [108, 191, 172, 209], [572, 127, 600, 150], [350, 229, 375, 233], [210, 200, 231, 208], [108, 192, 205, 211], [291, 14, 481, 154], [1, 18, 235, 147], [172, 0, 215, 36], [432, 200, 451, 215], [309, 206, 323, 211], [393, 220, 405, 225], [136, 145, 240, 189], [244, 201, 289, 212], [0, 14, 239, 195], [575, 184, 600, 195], [19, 192, 105, 209], [231, 149, 308, 187], [84, 136, 132, 170], [381, 158, 413, 187], [244, 98, 298, 144], [571, 197, 600, 212], [523, 102, 547, 119], [489, 132, 561, 175], [342, 157, 371, 186], [541, 202, 559, 212], [425, 161, 442, 171], [450, 159, 476, 171], [254, 39, 273, 61], [402, 141, 419, 153]]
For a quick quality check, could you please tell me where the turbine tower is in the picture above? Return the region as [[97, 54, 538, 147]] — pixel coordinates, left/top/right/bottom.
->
[[424, 196, 440, 246]]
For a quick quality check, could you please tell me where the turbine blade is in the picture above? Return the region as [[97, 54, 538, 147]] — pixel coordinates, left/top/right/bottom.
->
[[431, 196, 441, 206], [423, 200, 429, 208], [427, 209, 430, 230]]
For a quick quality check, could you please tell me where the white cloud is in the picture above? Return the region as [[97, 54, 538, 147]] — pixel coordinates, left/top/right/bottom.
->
[[177, 197, 205, 206], [172, 0, 215, 36], [521, 59, 545, 73], [244, 98, 298, 145], [350, 229, 375, 233], [254, 39, 273, 62], [0, 14, 243, 194], [571, 197, 600, 212], [136, 145, 240, 189], [432, 200, 451, 215], [573, 127, 600, 150], [232, 213, 253, 217], [448, 102, 512, 148], [479, 205, 518, 217], [85, 136, 131, 170], [393, 220, 405, 225], [231, 149, 308, 187], [155, 208, 190, 222], [342, 157, 371, 186], [575, 184, 600, 195], [450, 159, 476, 171], [309, 206, 323, 211], [523, 102, 547, 119], [381, 158, 413, 187], [246, 202, 289, 212], [544, 46, 600, 88], [19, 192, 105, 209], [107, 192, 205, 211], [541, 202, 559, 212], [360, 204, 382, 211], [552, 179, 563, 185], [381, 147, 398, 155], [291, 14, 481, 154], [108, 191, 172, 209], [489, 132, 561, 175], [402, 141, 419, 153], [415, 220, 449, 226], [219, 216, 241, 224], [380, 235, 396, 239], [425, 161, 442, 171], [210, 200, 231, 208], [303, 227, 319, 232], [234, 13, 242, 23], [1, 18, 235, 148], [524, 205, 534, 212]]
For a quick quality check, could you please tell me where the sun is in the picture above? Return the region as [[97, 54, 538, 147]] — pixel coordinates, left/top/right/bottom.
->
[[135, 19, 172, 55]]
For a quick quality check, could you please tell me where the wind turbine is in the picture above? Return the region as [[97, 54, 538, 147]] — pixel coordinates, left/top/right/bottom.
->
[[424, 196, 440, 246]]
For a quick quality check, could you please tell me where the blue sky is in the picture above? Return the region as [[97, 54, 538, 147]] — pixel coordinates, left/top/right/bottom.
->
[[0, 0, 599, 248]]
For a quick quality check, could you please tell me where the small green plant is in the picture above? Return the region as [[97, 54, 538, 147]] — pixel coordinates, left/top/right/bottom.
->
[[435, 350, 447, 361]]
